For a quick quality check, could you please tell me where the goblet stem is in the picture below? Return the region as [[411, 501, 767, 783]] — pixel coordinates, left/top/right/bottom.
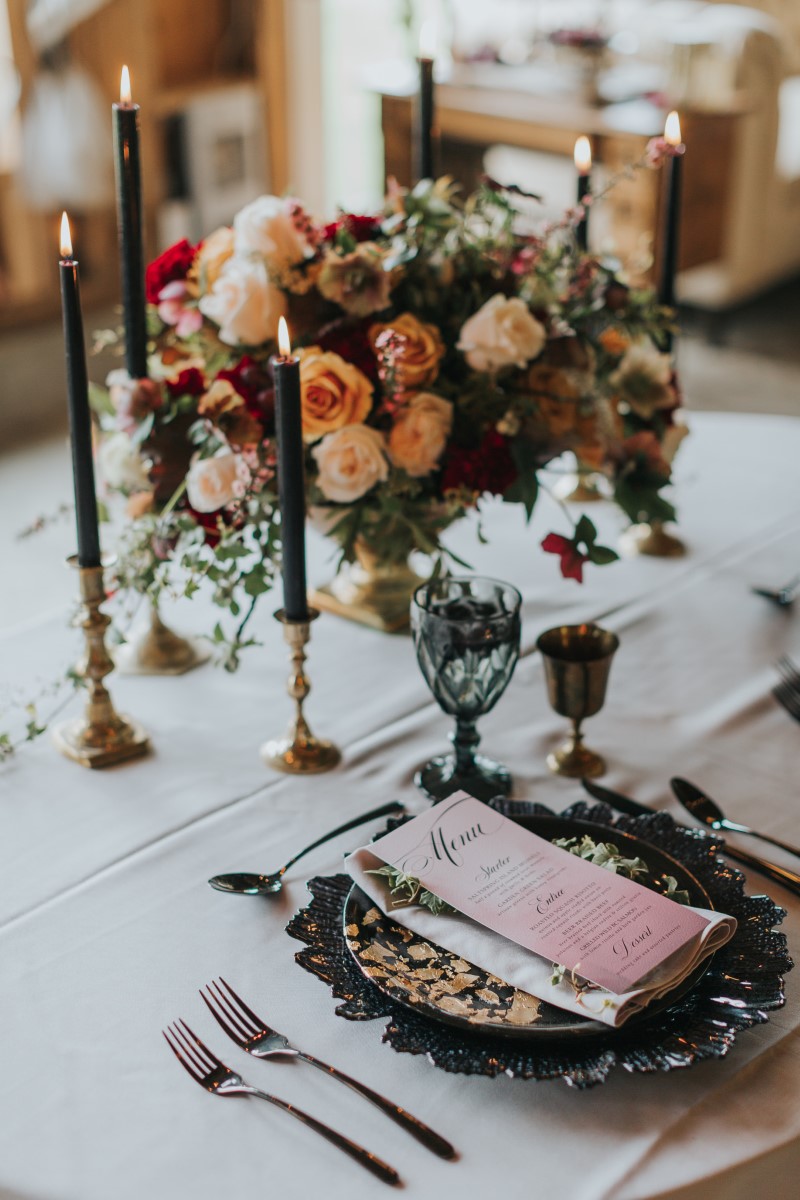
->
[[452, 716, 480, 775], [570, 718, 584, 755]]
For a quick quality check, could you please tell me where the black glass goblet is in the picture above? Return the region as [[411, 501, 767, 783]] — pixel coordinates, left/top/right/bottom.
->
[[410, 576, 522, 803]]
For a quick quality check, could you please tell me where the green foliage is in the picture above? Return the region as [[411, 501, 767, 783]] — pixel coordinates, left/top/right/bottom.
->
[[366, 864, 456, 916]]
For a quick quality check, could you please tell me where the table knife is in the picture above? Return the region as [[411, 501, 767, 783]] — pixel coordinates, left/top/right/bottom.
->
[[581, 778, 800, 899]]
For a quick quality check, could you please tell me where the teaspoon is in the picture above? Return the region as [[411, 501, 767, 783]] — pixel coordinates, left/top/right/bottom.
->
[[751, 573, 800, 607], [208, 799, 404, 895], [671, 778, 800, 861]]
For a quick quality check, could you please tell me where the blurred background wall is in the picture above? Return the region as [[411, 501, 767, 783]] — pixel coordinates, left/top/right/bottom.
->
[[0, 0, 798, 455]]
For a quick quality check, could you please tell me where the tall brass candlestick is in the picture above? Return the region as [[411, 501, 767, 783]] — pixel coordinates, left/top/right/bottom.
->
[[113, 65, 148, 379], [52, 559, 150, 768], [261, 609, 341, 774]]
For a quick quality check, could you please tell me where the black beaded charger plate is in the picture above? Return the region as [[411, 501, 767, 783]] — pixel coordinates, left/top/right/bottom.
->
[[286, 801, 792, 1088]]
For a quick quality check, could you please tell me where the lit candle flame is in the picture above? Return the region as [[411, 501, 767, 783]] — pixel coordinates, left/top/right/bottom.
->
[[278, 316, 291, 357], [574, 136, 592, 175], [60, 211, 73, 258], [665, 110, 682, 147], [120, 65, 132, 105], [419, 20, 437, 60]]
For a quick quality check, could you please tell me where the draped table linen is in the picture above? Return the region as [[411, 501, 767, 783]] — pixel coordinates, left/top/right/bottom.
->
[[1, 412, 799, 1200]]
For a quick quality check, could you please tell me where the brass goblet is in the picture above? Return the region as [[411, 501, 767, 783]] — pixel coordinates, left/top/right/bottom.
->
[[536, 623, 619, 779]]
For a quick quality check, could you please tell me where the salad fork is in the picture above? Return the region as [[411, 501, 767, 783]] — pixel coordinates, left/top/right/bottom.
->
[[200, 977, 457, 1160], [163, 1019, 400, 1186]]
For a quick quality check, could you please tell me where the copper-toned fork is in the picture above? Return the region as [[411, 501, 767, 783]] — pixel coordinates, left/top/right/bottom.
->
[[200, 977, 457, 1160], [163, 1019, 400, 1186]]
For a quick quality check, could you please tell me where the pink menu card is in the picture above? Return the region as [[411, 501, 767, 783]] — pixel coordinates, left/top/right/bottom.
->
[[366, 794, 710, 993]]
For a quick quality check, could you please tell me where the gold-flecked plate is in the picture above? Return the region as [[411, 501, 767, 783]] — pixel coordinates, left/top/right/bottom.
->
[[344, 815, 713, 1041]]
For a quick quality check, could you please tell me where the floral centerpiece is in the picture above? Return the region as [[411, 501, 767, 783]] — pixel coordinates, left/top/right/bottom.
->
[[94, 169, 684, 658]]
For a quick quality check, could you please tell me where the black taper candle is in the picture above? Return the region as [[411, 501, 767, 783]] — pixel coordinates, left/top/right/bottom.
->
[[113, 67, 148, 380], [417, 55, 435, 182], [576, 175, 590, 252], [59, 214, 101, 568], [574, 136, 592, 253], [658, 112, 684, 354], [273, 318, 309, 621]]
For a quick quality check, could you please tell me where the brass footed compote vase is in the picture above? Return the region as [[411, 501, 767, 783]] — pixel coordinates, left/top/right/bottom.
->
[[411, 576, 521, 803], [536, 622, 618, 778]]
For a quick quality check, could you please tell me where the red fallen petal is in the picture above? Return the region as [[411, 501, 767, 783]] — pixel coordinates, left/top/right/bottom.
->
[[541, 532, 572, 555], [560, 548, 586, 583]]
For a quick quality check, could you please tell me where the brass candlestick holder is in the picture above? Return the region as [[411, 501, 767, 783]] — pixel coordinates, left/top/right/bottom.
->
[[261, 608, 341, 774], [536, 622, 619, 779], [52, 558, 150, 768], [619, 520, 686, 558], [114, 601, 210, 675]]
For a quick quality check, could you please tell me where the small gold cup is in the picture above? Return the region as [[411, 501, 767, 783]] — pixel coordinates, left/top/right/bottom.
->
[[536, 622, 619, 779]]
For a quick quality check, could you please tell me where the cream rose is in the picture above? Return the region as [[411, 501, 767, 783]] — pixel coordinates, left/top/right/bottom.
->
[[195, 225, 234, 290], [198, 257, 286, 346], [458, 294, 546, 372], [311, 425, 388, 503], [388, 392, 453, 477], [298, 347, 373, 442], [186, 448, 240, 512], [98, 432, 150, 492], [233, 194, 316, 273]]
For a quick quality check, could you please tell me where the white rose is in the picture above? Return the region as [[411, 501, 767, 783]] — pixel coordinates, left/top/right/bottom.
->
[[388, 392, 453, 478], [98, 432, 150, 492], [186, 448, 240, 513], [233, 194, 315, 273], [458, 294, 546, 372], [198, 256, 286, 346], [311, 425, 389, 503]]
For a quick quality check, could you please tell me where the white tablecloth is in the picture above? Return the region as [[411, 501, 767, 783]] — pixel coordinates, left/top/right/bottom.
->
[[1, 412, 799, 1200]]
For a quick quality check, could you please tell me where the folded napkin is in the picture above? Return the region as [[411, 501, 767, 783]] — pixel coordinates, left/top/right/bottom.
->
[[346, 847, 737, 1028]]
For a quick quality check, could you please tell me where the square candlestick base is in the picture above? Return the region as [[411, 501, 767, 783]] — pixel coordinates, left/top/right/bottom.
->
[[52, 714, 150, 769]]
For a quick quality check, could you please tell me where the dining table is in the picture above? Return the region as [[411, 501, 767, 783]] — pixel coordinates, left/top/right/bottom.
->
[[1, 408, 799, 1200]]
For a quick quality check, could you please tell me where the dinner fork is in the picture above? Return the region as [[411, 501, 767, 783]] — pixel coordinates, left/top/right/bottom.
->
[[773, 656, 800, 723], [200, 977, 457, 1160], [163, 1019, 400, 1186]]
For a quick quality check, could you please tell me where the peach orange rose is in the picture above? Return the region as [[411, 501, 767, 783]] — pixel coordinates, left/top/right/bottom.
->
[[369, 312, 444, 391], [388, 392, 453, 477], [297, 347, 373, 443], [195, 226, 234, 290]]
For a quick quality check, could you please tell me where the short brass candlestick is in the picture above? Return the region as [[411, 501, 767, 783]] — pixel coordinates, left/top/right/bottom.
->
[[619, 520, 686, 558], [52, 558, 150, 768], [261, 608, 341, 774], [114, 602, 210, 675]]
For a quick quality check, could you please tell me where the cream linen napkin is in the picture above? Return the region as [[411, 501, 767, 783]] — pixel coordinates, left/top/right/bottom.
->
[[346, 847, 737, 1028]]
